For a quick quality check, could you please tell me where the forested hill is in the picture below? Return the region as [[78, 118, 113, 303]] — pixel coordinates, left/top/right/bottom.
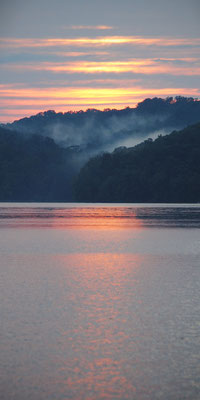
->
[[4, 97, 200, 153], [1, 122, 200, 203], [0, 127, 79, 201], [75, 123, 200, 203]]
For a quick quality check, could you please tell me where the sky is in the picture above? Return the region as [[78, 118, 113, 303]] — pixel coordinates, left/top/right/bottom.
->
[[0, 0, 200, 122]]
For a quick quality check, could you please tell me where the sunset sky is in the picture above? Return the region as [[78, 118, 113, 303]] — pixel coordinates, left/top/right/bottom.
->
[[0, 0, 200, 122]]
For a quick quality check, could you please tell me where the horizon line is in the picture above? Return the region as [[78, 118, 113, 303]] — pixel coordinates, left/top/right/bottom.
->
[[1, 95, 199, 124]]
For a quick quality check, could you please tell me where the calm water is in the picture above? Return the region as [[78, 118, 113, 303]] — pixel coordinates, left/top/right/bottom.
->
[[0, 203, 200, 400]]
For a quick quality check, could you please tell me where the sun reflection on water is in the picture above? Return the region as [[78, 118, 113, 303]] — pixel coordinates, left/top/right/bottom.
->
[[0, 206, 144, 230], [50, 252, 142, 399], [1, 205, 200, 399]]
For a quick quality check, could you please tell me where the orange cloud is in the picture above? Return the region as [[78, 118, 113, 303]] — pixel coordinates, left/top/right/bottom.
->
[[1, 86, 199, 103], [69, 25, 113, 30], [1, 85, 199, 123], [43, 50, 109, 57], [3, 59, 200, 76], [1, 36, 200, 49]]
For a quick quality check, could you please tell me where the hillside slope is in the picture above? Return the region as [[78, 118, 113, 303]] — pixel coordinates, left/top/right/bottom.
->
[[0, 127, 77, 201], [75, 123, 200, 203], [5, 97, 200, 153]]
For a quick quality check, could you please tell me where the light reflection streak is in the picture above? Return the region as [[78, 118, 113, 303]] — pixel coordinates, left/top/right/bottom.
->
[[1, 205, 199, 229], [0, 206, 143, 230], [53, 252, 142, 398]]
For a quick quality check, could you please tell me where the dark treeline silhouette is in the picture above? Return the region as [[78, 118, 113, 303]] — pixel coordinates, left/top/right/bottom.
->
[[75, 123, 200, 203], [1, 97, 200, 202], [4, 97, 200, 153], [0, 127, 79, 201]]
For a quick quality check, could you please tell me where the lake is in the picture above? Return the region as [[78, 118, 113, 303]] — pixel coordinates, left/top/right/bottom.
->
[[0, 203, 200, 400]]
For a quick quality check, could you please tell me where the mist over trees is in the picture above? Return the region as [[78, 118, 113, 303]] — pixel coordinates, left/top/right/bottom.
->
[[5, 97, 200, 154], [0, 97, 200, 202], [75, 123, 200, 203]]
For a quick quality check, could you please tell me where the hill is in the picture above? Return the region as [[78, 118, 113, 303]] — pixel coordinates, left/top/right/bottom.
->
[[0, 127, 78, 201], [4, 97, 200, 154], [75, 123, 200, 203]]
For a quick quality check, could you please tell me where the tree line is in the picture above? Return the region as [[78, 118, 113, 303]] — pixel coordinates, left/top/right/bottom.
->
[[75, 123, 200, 203]]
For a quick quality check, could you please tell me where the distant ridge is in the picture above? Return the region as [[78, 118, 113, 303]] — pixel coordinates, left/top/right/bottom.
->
[[4, 97, 200, 153], [0, 98, 200, 202]]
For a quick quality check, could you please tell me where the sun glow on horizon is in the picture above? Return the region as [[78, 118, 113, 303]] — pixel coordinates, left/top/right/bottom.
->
[[1, 86, 200, 123], [0, 32, 199, 122]]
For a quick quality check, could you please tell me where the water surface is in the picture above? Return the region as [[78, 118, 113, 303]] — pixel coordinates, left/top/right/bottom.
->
[[1, 203, 200, 400]]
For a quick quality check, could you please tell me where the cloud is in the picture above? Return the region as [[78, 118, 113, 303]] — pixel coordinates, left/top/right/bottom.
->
[[2, 59, 200, 76], [1, 36, 200, 49], [67, 25, 114, 30], [1, 84, 199, 122], [1, 85, 199, 100], [0, 32, 199, 122]]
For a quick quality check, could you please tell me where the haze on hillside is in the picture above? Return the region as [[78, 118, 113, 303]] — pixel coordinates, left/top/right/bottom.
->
[[1, 97, 200, 202], [5, 97, 200, 154]]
